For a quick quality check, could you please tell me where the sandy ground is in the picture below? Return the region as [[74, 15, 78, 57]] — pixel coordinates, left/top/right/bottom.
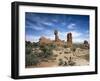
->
[[54, 49, 89, 66], [26, 47, 89, 68]]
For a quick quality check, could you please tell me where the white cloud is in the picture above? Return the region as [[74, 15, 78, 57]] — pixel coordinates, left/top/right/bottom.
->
[[52, 19, 58, 23], [70, 31, 89, 43], [67, 23, 76, 29], [42, 30, 55, 40], [44, 35, 54, 40], [28, 26, 44, 31], [73, 37, 89, 43], [43, 22, 53, 26], [43, 30, 53, 36], [59, 31, 66, 41], [70, 31, 82, 38], [25, 35, 40, 42], [62, 22, 66, 26], [33, 26, 44, 30]]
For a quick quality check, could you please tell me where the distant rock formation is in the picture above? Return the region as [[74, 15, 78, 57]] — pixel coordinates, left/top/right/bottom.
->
[[39, 36, 52, 46], [67, 33, 72, 47], [54, 30, 59, 42], [54, 30, 63, 46], [39, 30, 64, 46], [39, 30, 81, 48], [83, 40, 89, 49], [38, 30, 90, 49]]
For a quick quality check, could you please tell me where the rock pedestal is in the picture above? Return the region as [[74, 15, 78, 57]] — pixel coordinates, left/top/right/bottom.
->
[[54, 30, 59, 41], [67, 33, 72, 47], [54, 30, 63, 46]]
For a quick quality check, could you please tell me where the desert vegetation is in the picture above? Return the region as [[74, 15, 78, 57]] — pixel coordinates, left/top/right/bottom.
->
[[25, 41, 57, 67], [25, 41, 89, 68]]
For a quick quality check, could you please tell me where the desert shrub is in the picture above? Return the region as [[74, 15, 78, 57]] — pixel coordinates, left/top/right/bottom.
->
[[50, 57, 56, 60], [25, 52, 39, 66], [68, 57, 76, 66], [70, 47, 76, 52], [41, 59, 49, 62], [48, 44, 56, 49], [64, 56, 68, 60], [40, 45, 53, 58], [68, 61, 76, 66], [32, 42, 39, 47], [25, 41, 55, 67], [25, 41, 33, 55], [26, 41, 33, 47], [59, 52, 62, 54], [63, 61, 68, 66], [58, 59, 64, 66], [64, 51, 69, 54], [53, 55, 58, 57], [73, 43, 84, 49], [25, 41, 40, 66], [25, 46, 32, 55]]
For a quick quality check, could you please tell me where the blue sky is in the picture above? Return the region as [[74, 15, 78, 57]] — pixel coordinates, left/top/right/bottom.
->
[[25, 12, 89, 43]]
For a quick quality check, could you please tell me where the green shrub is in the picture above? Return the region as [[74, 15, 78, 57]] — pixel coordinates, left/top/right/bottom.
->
[[25, 52, 39, 66], [32, 42, 39, 47], [25, 41, 40, 66], [25, 46, 32, 55], [40, 45, 53, 58]]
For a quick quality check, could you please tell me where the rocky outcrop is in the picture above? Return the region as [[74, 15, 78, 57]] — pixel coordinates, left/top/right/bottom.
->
[[54, 30, 63, 46], [67, 33, 72, 47], [83, 40, 89, 49], [39, 36, 52, 46], [54, 30, 59, 42]]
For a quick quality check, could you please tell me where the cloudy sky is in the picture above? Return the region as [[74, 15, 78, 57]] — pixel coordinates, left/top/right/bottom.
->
[[25, 12, 89, 43]]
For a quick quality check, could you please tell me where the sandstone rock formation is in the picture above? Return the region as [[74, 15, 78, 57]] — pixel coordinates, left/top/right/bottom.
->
[[39, 30, 64, 46], [83, 40, 89, 49], [39, 30, 74, 47], [54, 30, 60, 41], [54, 30, 63, 46], [39, 36, 52, 46], [67, 32, 72, 47]]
